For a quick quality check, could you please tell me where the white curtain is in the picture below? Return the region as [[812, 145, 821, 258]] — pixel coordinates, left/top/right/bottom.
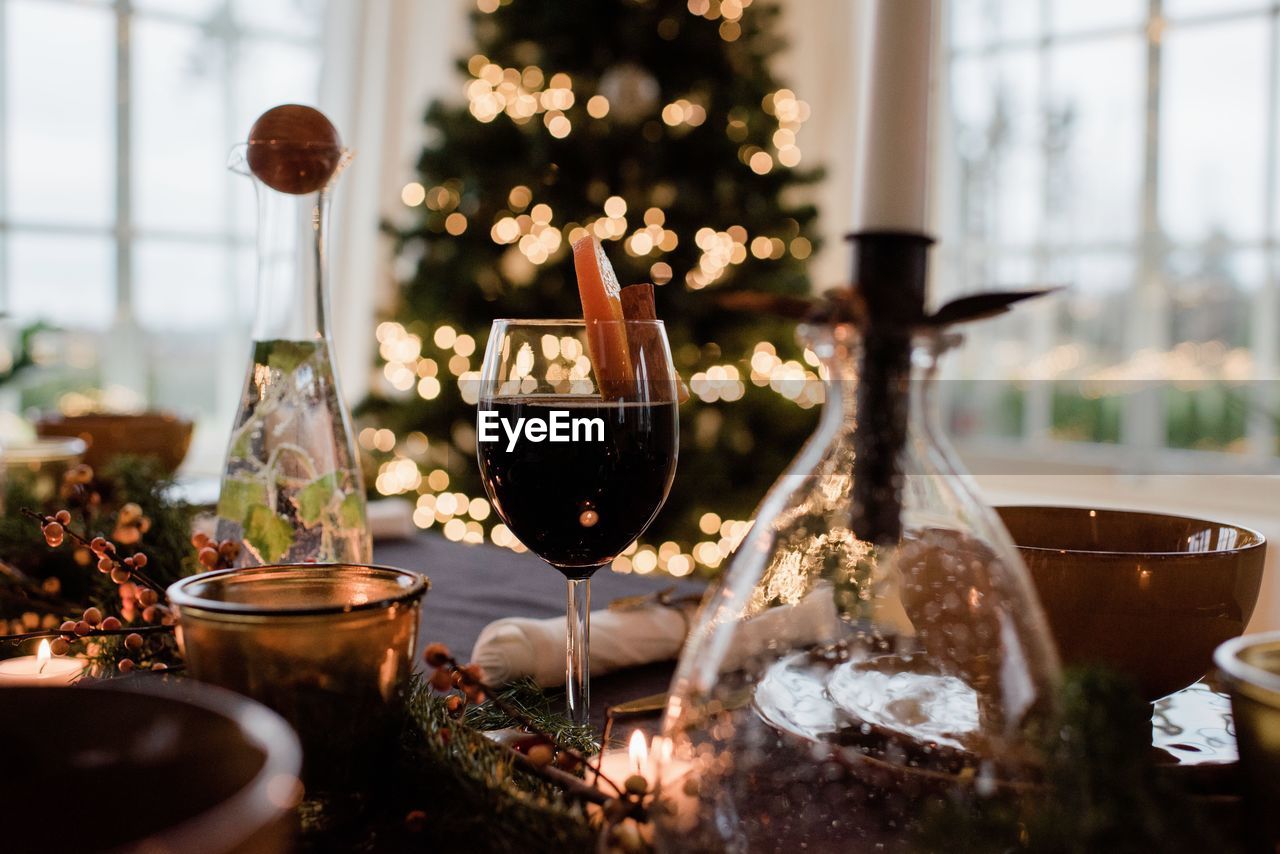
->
[[319, 0, 470, 404]]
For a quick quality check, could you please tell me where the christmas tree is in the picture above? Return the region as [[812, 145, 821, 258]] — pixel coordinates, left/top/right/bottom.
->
[[360, 0, 824, 577]]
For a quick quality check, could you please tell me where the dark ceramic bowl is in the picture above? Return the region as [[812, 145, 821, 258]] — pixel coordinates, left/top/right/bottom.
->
[[997, 506, 1266, 701], [0, 679, 301, 853], [37, 411, 194, 474]]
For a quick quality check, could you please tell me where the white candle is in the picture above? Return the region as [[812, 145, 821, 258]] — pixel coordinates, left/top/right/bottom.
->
[[0, 639, 85, 686], [592, 729, 653, 789], [855, 0, 938, 233], [591, 731, 689, 789], [590, 731, 697, 839]]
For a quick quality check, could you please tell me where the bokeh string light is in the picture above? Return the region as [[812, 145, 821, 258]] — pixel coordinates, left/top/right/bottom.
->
[[374, 0, 821, 575], [369, 316, 825, 570]]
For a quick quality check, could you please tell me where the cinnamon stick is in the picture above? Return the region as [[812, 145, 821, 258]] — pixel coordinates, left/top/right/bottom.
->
[[620, 284, 687, 403]]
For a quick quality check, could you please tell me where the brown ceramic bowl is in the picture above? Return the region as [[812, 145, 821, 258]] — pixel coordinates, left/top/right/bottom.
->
[[0, 679, 301, 853], [997, 506, 1266, 701], [37, 411, 194, 474]]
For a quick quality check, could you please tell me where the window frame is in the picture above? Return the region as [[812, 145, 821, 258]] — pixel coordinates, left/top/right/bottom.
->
[[0, 0, 327, 467], [939, 0, 1280, 471]]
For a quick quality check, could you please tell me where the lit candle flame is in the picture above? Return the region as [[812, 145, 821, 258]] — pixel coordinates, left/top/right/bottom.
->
[[628, 729, 648, 776], [36, 639, 51, 675]]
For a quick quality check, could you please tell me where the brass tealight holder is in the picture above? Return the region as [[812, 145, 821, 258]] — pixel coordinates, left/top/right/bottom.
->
[[1215, 632, 1280, 851], [169, 563, 428, 785]]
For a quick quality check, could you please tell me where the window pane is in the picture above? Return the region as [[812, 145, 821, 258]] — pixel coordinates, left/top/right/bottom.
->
[[950, 0, 1040, 51], [236, 245, 256, 324], [1046, 35, 1145, 245], [147, 334, 221, 417], [6, 0, 114, 226], [232, 0, 326, 37], [134, 19, 229, 233], [134, 0, 224, 18], [1159, 247, 1257, 454], [949, 0, 989, 51], [8, 233, 114, 330], [1166, 248, 1260, 349], [134, 239, 235, 330], [1161, 249, 1256, 449], [949, 49, 1042, 248], [1165, 0, 1270, 19], [231, 38, 323, 232], [995, 0, 1040, 42], [1042, 252, 1131, 442], [1050, 0, 1145, 35], [1050, 252, 1133, 364], [942, 253, 1042, 442], [1160, 18, 1269, 244], [234, 38, 324, 133], [962, 253, 1041, 376]]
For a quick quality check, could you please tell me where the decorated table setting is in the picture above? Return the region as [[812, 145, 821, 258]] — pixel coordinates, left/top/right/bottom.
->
[[3, 1, 1280, 853]]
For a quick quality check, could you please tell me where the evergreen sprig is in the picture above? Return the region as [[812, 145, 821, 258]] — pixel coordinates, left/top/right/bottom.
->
[[300, 678, 599, 854], [461, 677, 597, 753]]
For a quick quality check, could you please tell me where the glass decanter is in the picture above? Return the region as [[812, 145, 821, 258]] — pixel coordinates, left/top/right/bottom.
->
[[215, 144, 370, 566], [654, 323, 1060, 852]]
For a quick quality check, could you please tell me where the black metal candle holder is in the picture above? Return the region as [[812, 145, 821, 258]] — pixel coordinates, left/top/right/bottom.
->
[[847, 230, 932, 548]]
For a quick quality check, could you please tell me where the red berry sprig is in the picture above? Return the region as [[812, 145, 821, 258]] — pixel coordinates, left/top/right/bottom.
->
[[8, 607, 172, 664], [420, 643, 614, 780], [192, 531, 240, 569], [40, 509, 71, 547], [25, 507, 167, 601], [10, 468, 196, 675], [412, 642, 647, 836]]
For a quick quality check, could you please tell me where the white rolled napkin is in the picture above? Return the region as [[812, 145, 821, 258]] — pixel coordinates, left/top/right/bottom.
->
[[719, 589, 843, 673], [471, 604, 690, 687], [471, 586, 848, 687], [367, 498, 416, 541]]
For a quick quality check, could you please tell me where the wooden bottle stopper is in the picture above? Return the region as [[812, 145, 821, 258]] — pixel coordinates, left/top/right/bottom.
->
[[246, 104, 343, 195]]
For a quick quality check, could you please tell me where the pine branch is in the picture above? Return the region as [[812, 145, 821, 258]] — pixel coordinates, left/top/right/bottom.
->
[[462, 677, 596, 751], [437, 656, 629, 798]]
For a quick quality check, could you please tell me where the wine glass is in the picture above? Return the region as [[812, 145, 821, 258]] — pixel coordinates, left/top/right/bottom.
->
[[476, 319, 680, 724]]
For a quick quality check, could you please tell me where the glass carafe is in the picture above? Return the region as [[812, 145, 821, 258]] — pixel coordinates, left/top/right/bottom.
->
[[654, 323, 1060, 852], [215, 147, 370, 565]]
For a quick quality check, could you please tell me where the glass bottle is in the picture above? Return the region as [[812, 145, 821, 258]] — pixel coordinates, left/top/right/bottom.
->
[[215, 147, 370, 566], [654, 324, 1061, 852]]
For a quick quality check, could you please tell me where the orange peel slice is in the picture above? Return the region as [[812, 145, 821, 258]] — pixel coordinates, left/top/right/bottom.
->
[[572, 236, 634, 399]]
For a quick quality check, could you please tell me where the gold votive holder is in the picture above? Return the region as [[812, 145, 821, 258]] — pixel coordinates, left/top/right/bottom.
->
[[1215, 632, 1280, 851], [169, 563, 428, 785]]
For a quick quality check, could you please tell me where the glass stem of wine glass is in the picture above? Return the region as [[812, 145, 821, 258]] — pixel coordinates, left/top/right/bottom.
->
[[565, 575, 594, 725]]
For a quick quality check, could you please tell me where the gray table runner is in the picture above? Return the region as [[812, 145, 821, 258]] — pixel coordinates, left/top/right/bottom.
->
[[375, 533, 705, 730]]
